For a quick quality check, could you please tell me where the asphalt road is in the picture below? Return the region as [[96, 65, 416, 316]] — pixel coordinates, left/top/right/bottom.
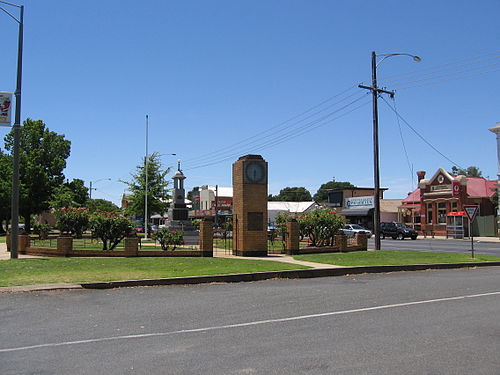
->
[[371, 237, 500, 256], [1, 267, 500, 374]]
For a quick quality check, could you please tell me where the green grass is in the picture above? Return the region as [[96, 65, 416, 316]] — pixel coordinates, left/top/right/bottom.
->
[[0, 257, 310, 287], [214, 238, 307, 251], [294, 250, 500, 266]]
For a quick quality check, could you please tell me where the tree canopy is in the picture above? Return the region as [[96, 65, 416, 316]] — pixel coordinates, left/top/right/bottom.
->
[[451, 166, 483, 177], [268, 187, 312, 201], [85, 198, 120, 213], [3, 119, 71, 231], [122, 152, 171, 219], [313, 181, 356, 202], [50, 178, 89, 209]]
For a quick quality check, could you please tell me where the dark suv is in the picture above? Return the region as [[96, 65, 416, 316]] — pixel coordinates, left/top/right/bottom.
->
[[380, 222, 418, 240]]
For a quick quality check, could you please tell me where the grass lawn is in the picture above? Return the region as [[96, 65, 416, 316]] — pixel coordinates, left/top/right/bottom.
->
[[214, 238, 307, 251], [294, 250, 500, 266], [0, 257, 310, 287]]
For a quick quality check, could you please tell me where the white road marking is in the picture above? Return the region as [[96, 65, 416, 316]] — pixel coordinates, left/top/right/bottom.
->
[[1, 291, 499, 353]]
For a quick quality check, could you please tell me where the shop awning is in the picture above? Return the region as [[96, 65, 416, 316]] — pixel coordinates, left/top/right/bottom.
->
[[340, 207, 373, 217]]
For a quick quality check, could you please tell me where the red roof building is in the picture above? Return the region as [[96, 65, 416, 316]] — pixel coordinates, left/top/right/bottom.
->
[[399, 168, 497, 237]]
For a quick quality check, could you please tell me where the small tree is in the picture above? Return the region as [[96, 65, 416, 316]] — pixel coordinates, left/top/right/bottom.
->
[[153, 228, 184, 250], [89, 211, 133, 250], [53, 207, 90, 238], [300, 208, 345, 247]]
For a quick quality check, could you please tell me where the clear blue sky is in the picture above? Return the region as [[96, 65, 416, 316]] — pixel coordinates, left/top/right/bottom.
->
[[1, 0, 498, 205]]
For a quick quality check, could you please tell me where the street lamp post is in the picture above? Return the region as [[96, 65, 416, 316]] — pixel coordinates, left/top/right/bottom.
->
[[89, 178, 111, 200], [143, 114, 176, 240], [360, 51, 421, 250], [1, 1, 24, 259]]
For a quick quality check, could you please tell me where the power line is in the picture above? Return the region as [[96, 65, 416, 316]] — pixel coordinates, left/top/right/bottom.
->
[[391, 96, 415, 189], [182, 85, 359, 165], [185, 95, 370, 170], [381, 96, 464, 169]]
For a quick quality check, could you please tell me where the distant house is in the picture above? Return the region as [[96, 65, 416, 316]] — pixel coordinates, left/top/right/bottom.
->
[[267, 201, 320, 224], [399, 168, 496, 237]]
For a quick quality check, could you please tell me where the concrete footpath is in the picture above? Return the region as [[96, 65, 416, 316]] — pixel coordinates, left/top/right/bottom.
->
[[1, 237, 500, 293]]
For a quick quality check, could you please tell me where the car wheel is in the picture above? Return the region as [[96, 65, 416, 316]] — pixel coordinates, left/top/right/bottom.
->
[[381, 233, 385, 239], [411, 235, 417, 240], [397, 233, 404, 240], [392, 235, 397, 240]]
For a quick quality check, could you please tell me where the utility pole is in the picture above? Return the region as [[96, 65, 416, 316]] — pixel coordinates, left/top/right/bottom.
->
[[359, 52, 395, 251]]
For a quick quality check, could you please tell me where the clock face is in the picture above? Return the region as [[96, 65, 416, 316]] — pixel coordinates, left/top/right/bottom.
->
[[244, 161, 266, 184]]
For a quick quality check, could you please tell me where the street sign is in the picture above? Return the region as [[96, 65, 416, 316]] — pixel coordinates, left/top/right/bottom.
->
[[463, 205, 479, 222]]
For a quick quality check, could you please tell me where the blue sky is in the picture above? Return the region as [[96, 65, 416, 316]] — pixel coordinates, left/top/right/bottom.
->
[[0, 0, 499, 205]]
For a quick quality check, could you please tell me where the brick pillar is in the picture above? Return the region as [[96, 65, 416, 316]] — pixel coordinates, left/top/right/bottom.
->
[[199, 218, 214, 257], [355, 233, 368, 250], [18, 234, 30, 252], [285, 219, 300, 255], [335, 234, 347, 252], [57, 237, 73, 256], [124, 237, 139, 256]]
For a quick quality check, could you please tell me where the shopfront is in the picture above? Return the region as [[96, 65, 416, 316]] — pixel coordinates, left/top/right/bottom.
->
[[399, 168, 496, 237]]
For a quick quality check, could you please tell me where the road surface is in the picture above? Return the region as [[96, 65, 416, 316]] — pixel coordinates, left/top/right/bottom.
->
[[1, 267, 499, 374]]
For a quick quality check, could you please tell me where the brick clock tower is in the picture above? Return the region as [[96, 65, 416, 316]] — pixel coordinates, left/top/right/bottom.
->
[[232, 154, 268, 256]]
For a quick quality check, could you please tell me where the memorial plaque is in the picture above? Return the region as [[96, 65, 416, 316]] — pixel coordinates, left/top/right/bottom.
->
[[247, 212, 263, 231]]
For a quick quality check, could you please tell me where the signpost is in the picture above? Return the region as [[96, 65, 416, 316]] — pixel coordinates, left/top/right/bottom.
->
[[463, 205, 479, 258]]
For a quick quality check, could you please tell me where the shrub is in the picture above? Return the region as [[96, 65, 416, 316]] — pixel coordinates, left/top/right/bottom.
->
[[53, 207, 90, 238], [89, 211, 133, 250], [32, 223, 52, 239], [153, 228, 184, 250], [300, 208, 345, 247]]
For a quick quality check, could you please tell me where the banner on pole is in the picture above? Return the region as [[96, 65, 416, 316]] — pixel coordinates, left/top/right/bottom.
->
[[0, 92, 13, 126]]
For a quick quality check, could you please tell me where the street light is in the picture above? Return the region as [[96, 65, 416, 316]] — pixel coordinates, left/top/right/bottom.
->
[[359, 51, 421, 250], [0, 0, 24, 259], [89, 178, 111, 199], [143, 115, 176, 240]]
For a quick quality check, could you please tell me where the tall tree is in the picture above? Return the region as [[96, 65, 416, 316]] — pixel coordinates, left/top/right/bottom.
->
[[121, 152, 171, 219], [268, 187, 312, 201], [451, 166, 483, 177], [50, 178, 89, 209], [313, 181, 356, 202], [4, 119, 71, 232], [0, 150, 12, 233]]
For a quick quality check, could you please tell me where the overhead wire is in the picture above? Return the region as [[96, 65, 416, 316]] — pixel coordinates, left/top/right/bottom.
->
[[185, 94, 371, 170], [390, 96, 415, 189], [381, 96, 464, 169], [182, 84, 359, 165]]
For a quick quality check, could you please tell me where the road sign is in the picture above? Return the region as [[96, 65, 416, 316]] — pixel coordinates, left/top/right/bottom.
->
[[463, 205, 479, 222]]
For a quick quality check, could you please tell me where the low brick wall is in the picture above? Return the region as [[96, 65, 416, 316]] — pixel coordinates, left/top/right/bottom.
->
[[19, 248, 212, 257], [296, 233, 368, 254]]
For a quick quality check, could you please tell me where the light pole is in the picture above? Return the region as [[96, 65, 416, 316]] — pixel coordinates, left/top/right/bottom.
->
[[143, 114, 176, 240], [1, 0, 23, 259], [488, 122, 500, 238], [360, 51, 421, 250], [89, 178, 111, 200]]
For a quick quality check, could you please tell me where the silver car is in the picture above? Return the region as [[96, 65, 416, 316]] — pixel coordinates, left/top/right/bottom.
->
[[342, 224, 372, 238]]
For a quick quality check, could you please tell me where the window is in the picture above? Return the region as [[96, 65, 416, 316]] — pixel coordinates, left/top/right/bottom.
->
[[438, 202, 447, 224], [426, 203, 433, 224], [451, 202, 458, 212]]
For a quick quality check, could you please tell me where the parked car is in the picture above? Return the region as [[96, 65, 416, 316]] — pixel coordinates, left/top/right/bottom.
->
[[341, 224, 372, 238], [380, 222, 418, 240], [134, 225, 144, 233]]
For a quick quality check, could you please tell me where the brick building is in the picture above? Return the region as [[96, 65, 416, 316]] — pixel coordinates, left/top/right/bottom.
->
[[399, 168, 497, 237]]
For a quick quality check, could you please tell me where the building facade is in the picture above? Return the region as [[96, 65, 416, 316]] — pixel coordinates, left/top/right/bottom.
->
[[399, 169, 496, 237]]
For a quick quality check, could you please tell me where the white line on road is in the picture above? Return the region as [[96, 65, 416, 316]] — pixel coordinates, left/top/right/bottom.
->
[[1, 291, 499, 353]]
